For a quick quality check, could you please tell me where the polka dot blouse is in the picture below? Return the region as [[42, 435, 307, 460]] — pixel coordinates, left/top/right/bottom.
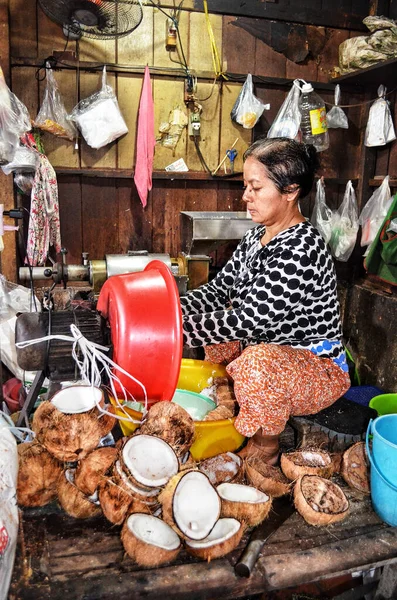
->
[[181, 221, 346, 368]]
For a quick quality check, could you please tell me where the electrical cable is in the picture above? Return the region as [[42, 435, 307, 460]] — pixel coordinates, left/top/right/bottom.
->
[[193, 136, 211, 174], [35, 33, 70, 81]]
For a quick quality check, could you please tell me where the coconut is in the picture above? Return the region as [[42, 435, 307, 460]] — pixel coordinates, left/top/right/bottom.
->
[[74, 447, 118, 496], [294, 474, 349, 526], [217, 483, 271, 527], [199, 453, 243, 485], [17, 440, 62, 507], [159, 470, 221, 540], [122, 434, 179, 488], [245, 457, 291, 498], [204, 405, 234, 421], [121, 514, 181, 567], [57, 470, 102, 519], [281, 449, 334, 482], [98, 478, 134, 525], [185, 518, 244, 562], [341, 442, 370, 494], [114, 461, 161, 501], [139, 402, 195, 456], [97, 406, 117, 437]]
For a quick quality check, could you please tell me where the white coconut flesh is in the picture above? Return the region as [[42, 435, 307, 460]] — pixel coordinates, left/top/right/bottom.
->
[[115, 461, 160, 497], [199, 453, 241, 484], [122, 435, 179, 488], [217, 483, 269, 504], [51, 386, 103, 414], [173, 471, 221, 540], [126, 514, 180, 551], [185, 518, 240, 549], [291, 451, 331, 467]]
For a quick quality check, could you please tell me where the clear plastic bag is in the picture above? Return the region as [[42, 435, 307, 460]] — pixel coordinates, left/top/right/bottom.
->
[[388, 217, 397, 233], [34, 63, 77, 141], [14, 172, 35, 195], [326, 85, 349, 129], [311, 178, 334, 243], [69, 66, 128, 149], [231, 74, 269, 129], [365, 85, 396, 147], [1, 144, 39, 175], [0, 68, 21, 166], [329, 180, 359, 262], [267, 79, 301, 139], [359, 175, 392, 247]]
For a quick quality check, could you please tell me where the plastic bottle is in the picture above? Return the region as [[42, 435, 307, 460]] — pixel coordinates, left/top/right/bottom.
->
[[298, 82, 329, 152]]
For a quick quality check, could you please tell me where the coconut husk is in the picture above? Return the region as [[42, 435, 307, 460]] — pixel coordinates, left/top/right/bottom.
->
[[57, 471, 102, 519], [217, 483, 272, 527], [281, 449, 334, 482], [33, 401, 106, 462], [97, 406, 117, 437], [215, 381, 238, 416], [138, 402, 195, 456], [294, 474, 349, 527], [179, 453, 197, 472], [74, 447, 118, 496], [121, 514, 181, 567], [113, 460, 161, 502], [245, 457, 291, 498], [204, 405, 234, 421], [185, 518, 244, 562], [341, 442, 370, 494], [330, 452, 343, 474], [98, 477, 134, 525], [17, 440, 62, 507], [199, 453, 243, 486]]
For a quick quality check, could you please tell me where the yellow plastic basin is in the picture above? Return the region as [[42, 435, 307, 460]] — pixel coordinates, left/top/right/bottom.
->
[[110, 359, 245, 460]]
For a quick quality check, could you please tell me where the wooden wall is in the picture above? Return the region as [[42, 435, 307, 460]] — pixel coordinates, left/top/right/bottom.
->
[[2, 0, 372, 275]]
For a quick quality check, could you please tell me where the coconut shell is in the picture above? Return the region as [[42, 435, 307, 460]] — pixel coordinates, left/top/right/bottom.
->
[[121, 514, 181, 567], [99, 477, 134, 525], [74, 447, 118, 496], [204, 405, 234, 421], [113, 460, 161, 502], [17, 440, 62, 507], [199, 453, 243, 486], [341, 442, 370, 494], [245, 458, 291, 498], [57, 472, 102, 519], [138, 402, 195, 456], [185, 518, 244, 562], [294, 474, 349, 527], [281, 449, 334, 482], [218, 483, 272, 527]]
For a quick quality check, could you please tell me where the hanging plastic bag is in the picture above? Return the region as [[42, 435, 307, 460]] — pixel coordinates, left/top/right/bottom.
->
[[365, 85, 396, 147], [358, 175, 392, 247], [329, 180, 359, 262], [69, 66, 128, 149], [231, 74, 269, 129], [1, 144, 39, 175], [326, 85, 348, 129], [0, 68, 20, 166], [267, 79, 301, 139], [311, 178, 334, 243], [34, 63, 77, 141]]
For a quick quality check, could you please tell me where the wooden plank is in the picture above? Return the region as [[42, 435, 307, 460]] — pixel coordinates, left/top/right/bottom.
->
[[285, 53, 318, 83], [10, 66, 39, 121], [117, 179, 153, 252], [81, 177, 119, 258], [79, 36, 116, 65], [80, 71, 117, 169], [222, 16, 255, 75], [37, 6, 76, 60], [151, 181, 184, 256], [219, 82, 251, 175], [117, 6, 153, 66], [254, 25, 287, 79], [117, 74, 142, 169], [57, 175, 82, 263], [189, 12, 223, 74], [184, 180, 218, 212], [254, 87, 286, 140], [9, 0, 37, 58], [152, 78, 186, 171], [186, 80, 221, 172], [316, 28, 350, 83]]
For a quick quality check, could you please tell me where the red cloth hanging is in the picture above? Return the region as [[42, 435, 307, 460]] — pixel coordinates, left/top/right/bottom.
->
[[134, 66, 155, 208]]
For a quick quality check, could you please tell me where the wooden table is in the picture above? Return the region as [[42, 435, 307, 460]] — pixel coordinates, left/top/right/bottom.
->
[[8, 482, 397, 600]]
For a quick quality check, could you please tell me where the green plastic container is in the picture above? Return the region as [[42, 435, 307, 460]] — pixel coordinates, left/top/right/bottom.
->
[[172, 389, 216, 421], [369, 393, 397, 416]]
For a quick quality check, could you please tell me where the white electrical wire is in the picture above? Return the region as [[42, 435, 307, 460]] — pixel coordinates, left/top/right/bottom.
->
[[16, 324, 148, 424]]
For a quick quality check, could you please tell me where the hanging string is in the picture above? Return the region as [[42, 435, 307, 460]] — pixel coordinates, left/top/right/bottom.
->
[[203, 0, 227, 80]]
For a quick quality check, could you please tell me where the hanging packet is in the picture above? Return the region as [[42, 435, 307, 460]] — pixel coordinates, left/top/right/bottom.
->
[[326, 85, 348, 129], [329, 180, 359, 262], [365, 85, 396, 147], [69, 66, 128, 149], [34, 63, 77, 141], [267, 79, 301, 139], [359, 175, 392, 248], [230, 74, 269, 129], [310, 178, 334, 243]]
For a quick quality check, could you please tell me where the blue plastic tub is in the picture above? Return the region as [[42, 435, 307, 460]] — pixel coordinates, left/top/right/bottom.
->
[[368, 415, 397, 486], [366, 423, 397, 527]]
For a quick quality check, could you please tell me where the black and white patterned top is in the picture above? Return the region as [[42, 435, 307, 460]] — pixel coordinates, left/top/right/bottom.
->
[[181, 221, 347, 370]]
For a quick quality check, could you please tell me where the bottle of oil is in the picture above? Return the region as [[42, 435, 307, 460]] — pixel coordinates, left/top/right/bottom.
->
[[299, 82, 329, 152]]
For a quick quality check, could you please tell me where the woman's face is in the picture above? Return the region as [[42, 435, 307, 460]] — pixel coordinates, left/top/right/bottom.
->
[[242, 157, 290, 226]]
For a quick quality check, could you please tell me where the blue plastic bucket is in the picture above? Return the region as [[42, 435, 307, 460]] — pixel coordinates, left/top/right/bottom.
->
[[366, 422, 397, 526], [368, 414, 397, 486]]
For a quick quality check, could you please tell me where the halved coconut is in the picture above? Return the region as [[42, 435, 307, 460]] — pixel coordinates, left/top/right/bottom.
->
[[159, 470, 221, 540], [199, 452, 243, 486], [74, 447, 118, 496], [185, 518, 244, 561], [51, 385, 103, 413], [217, 483, 271, 527], [294, 474, 349, 526], [121, 513, 181, 567], [341, 442, 370, 494], [281, 449, 334, 482], [17, 440, 62, 507], [139, 402, 195, 456], [114, 461, 161, 501], [245, 457, 291, 498], [204, 405, 234, 421], [57, 470, 102, 519], [122, 434, 179, 488]]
